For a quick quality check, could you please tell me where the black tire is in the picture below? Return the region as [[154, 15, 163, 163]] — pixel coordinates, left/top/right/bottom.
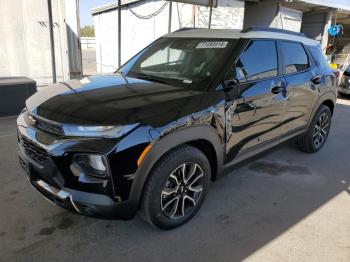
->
[[140, 145, 211, 230], [297, 105, 332, 153]]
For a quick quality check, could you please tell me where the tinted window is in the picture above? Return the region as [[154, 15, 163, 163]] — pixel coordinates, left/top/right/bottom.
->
[[281, 41, 309, 74], [308, 46, 330, 70], [121, 37, 236, 90], [235, 40, 278, 82], [140, 47, 184, 68]]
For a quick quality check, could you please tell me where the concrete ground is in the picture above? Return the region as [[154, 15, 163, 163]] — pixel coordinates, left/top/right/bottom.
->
[[1, 99, 350, 262]]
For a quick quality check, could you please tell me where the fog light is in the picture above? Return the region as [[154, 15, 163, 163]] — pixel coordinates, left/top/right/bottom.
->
[[72, 154, 108, 178]]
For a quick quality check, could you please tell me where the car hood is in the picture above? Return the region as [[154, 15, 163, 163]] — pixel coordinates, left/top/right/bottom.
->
[[27, 74, 220, 127]]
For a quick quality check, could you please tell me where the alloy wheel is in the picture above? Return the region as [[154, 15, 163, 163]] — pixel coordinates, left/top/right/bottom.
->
[[160, 162, 204, 220], [313, 112, 330, 149]]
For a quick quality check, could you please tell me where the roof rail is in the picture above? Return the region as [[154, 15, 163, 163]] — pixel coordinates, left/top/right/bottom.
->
[[175, 27, 195, 32], [242, 26, 306, 37]]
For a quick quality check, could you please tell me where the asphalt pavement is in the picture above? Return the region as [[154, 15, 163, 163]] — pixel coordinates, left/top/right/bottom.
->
[[1, 99, 350, 262]]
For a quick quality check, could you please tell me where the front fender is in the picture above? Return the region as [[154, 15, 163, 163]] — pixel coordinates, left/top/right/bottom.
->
[[128, 124, 224, 210]]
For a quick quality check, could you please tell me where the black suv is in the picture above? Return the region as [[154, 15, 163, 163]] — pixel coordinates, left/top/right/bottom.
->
[[17, 27, 337, 229]]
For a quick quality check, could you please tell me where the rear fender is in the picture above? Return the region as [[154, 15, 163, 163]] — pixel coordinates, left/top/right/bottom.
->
[[307, 91, 336, 129]]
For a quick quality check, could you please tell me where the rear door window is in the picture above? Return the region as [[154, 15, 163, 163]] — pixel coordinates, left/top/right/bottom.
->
[[280, 41, 309, 74], [308, 46, 331, 71], [235, 40, 278, 82]]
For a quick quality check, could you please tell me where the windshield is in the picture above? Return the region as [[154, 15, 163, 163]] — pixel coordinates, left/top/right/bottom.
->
[[119, 37, 236, 90]]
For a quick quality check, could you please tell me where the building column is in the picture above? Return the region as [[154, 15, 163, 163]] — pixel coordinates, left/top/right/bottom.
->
[[321, 10, 332, 53]]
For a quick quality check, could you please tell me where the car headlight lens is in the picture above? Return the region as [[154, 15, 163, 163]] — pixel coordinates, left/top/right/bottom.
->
[[71, 154, 108, 178], [63, 124, 138, 138], [87, 155, 106, 172]]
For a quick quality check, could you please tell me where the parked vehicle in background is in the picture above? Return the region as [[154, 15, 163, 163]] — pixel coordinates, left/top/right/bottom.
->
[[17, 27, 337, 229], [338, 66, 350, 96]]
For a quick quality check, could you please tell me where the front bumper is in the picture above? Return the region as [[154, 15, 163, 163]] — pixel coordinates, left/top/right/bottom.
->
[[18, 146, 136, 219], [16, 111, 142, 220], [339, 86, 350, 95], [339, 76, 350, 95]]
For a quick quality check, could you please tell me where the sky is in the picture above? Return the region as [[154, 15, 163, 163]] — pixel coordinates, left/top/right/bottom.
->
[[80, 0, 113, 27]]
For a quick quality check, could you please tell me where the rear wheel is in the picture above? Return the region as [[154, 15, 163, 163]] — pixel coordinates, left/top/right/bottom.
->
[[298, 105, 332, 153], [140, 145, 211, 229]]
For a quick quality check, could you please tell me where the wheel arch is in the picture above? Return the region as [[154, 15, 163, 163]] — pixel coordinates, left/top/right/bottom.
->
[[186, 139, 218, 181], [308, 91, 336, 128], [129, 125, 224, 208], [321, 99, 335, 115]]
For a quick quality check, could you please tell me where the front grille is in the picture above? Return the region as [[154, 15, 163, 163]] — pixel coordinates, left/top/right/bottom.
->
[[21, 136, 49, 166], [35, 118, 64, 136]]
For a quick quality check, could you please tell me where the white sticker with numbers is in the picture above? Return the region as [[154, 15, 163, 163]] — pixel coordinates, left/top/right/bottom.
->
[[196, 41, 228, 49]]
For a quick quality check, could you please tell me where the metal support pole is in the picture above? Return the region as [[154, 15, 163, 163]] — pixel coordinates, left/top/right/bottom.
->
[[168, 0, 173, 33], [208, 0, 213, 29], [47, 0, 56, 83], [118, 0, 122, 68]]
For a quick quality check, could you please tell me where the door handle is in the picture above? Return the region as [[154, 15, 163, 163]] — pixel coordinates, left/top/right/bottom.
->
[[311, 76, 322, 85], [271, 86, 283, 94]]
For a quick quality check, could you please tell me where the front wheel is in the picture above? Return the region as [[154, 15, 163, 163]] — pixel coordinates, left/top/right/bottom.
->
[[140, 145, 211, 229], [298, 105, 332, 153]]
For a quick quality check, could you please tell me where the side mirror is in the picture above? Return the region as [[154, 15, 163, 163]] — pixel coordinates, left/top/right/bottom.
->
[[222, 65, 239, 91], [223, 78, 239, 90]]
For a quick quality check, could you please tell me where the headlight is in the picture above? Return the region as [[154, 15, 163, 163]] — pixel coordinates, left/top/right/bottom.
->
[[87, 155, 106, 172], [71, 154, 108, 178], [63, 124, 138, 138]]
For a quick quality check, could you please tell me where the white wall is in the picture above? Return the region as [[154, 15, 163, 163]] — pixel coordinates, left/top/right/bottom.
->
[[243, 1, 302, 33], [197, 0, 244, 29], [0, 0, 81, 86], [274, 7, 302, 32], [93, 0, 244, 73]]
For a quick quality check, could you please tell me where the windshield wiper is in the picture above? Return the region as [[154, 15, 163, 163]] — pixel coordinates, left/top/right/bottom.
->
[[134, 73, 168, 84]]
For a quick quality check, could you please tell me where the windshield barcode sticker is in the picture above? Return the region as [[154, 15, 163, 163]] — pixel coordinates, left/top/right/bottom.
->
[[196, 41, 228, 49]]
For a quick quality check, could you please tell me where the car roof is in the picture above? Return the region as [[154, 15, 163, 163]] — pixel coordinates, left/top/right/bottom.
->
[[164, 28, 319, 46]]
